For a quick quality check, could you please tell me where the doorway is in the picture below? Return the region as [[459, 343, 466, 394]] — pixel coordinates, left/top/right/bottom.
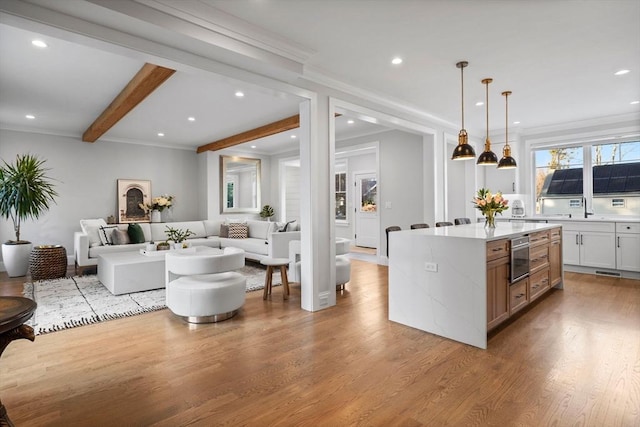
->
[[354, 171, 378, 248]]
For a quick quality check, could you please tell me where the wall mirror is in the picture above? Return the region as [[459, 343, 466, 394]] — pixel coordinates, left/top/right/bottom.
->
[[220, 155, 261, 214]]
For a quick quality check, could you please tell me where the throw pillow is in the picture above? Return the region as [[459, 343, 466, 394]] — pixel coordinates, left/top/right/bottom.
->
[[98, 225, 118, 246], [80, 218, 107, 247], [278, 220, 298, 232], [219, 224, 229, 238], [127, 223, 146, 244], [111, 229, 131, 245], [228, 223, 248, 239]]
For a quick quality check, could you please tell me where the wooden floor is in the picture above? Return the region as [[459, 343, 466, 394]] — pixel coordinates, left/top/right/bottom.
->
[[1, 262, 639, 426]]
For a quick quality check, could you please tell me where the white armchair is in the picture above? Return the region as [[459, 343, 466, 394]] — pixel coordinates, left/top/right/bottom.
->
[[289, 238, 352, 290]]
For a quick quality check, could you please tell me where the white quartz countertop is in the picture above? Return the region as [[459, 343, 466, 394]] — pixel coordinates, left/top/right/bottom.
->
[[398, 222, 560, 241], [502, 215, 640, 223]]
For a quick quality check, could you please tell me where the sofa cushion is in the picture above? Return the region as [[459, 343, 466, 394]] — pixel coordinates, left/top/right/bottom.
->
[[111, 229, 131, 245], [89, 242, 146, 258], [98, 225, 118, 246], [80, 218, 107, 248], [228, 223, 249, 239], [247, 220, 275, 240], [203, 220, 223, 237], [150, 221, 207, 242], [128, 223, 146, 244], [219, 224, 229, 238]]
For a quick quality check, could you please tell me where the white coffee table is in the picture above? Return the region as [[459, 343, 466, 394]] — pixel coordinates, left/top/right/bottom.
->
[[97, 247, 220, 295], [98, 251, 166, 295]]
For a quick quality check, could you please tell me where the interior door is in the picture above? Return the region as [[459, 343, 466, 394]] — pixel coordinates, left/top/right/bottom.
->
[[354, 172, 378, 248]]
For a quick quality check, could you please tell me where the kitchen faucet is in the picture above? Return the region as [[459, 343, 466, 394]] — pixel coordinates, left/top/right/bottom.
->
[[584, 197, 594, 218]]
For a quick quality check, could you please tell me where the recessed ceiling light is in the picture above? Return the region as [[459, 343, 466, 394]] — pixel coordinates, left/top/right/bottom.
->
[[235, 91, 244, 97], [631, 100, 640, 105], [290, 135, 297, 139], [513, 121, 520, 125], [25, 114, 35, 120], [391, 57, 403, 65], [475, 101, 484, 106], [187, 117, 195, 122], [251, 145, 257, 149], [157, 132, 165, 137], [614, 69, 630, 76], [347, 120, 354, 124], [31, 40, 47, 48]]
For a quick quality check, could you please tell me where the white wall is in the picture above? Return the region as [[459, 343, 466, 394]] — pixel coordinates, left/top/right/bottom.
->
[[0, 129, 201, 267]]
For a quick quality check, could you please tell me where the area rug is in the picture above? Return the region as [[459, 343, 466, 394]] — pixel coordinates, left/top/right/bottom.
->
[[22, 264, 279, 335]]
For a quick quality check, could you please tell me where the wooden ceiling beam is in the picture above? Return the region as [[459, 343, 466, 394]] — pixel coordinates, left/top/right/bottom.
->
[[82, 63, 176, 143], [197, 114, 300, 153], [196, 113, 342, 153]]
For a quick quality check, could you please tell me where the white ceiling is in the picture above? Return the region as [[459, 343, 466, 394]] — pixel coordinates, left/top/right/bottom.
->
[[1, 0, 638, 153]]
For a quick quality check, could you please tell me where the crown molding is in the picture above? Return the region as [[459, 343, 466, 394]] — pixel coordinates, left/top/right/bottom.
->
[[134, 0, 315, 64]]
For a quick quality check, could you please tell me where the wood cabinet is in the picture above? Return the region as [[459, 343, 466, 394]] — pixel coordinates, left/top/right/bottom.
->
[[549, 227, 563, 286], [529, 268, 550, 302], [486, 239, 510, 331], [510, 277, 528, 315]]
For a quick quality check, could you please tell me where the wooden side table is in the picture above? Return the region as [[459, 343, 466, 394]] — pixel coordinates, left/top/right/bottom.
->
[[0, 297, 37, 427], [261, 258, 290, 300]]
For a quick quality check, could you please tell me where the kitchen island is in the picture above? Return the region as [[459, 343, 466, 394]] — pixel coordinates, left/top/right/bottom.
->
[[388, 222, 563, 349]]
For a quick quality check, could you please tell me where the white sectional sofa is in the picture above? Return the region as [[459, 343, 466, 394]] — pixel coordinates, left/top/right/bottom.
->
[[74, 219, 300, 275]]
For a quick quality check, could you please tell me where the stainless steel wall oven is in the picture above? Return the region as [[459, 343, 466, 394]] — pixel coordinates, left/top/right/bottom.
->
[[511, 236, 530, 283]]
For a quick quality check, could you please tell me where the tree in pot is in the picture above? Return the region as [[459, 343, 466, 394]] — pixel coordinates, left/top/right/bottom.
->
[[0, 154, 58, 277]]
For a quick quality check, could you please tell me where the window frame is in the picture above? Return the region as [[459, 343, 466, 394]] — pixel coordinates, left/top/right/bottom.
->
[[531, 136, 640, 218]]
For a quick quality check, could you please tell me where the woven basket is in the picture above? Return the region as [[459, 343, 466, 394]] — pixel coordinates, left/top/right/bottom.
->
[[29, 245, 67, 281]]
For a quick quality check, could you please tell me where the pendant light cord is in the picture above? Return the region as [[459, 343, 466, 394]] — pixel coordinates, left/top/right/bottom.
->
[[504, 92, 509, 149], [460, 65, 465, 130], [485, 80, 489, 140]]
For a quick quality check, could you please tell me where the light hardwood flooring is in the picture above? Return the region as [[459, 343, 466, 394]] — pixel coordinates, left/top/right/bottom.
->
[[1, 263, 639, 426]]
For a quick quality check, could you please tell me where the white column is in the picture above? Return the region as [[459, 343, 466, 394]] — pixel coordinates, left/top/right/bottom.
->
[[299, 96, 335, 311]]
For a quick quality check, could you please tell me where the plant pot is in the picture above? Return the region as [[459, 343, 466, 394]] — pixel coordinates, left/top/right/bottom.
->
[[2, 241, 33, 277]]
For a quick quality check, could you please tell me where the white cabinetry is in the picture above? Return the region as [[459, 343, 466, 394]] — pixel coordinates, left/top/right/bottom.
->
[[484, 166, 516, 194], [616, 223, 640, 272], [558, 221, 616, 269]]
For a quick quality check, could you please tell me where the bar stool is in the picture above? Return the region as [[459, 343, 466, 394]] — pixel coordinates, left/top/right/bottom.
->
[[454, 218, 471, 225], [436, 221, 454, 227], [261, 257, 290, 300], [410, 223, 429, 229]]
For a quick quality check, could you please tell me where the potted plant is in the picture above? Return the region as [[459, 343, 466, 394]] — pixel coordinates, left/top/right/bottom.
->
[[164, 226, 194, 249], [0, 154, 58, 277], [260, 204, 275, 221]]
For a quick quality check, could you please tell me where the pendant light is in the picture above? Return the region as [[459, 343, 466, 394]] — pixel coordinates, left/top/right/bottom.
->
[[498, 91, 517, 169], [451, 61, 476, 160], [477, 78, 498, 166]]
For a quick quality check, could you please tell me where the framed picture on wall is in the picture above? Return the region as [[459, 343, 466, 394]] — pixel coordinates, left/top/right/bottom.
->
[[117, 179, 151, 223]]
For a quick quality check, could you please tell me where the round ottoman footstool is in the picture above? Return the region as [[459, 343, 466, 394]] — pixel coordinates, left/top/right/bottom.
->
[[167, 272, 246, 323]]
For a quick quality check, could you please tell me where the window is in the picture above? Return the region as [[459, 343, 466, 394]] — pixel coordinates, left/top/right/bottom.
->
[[533, 140, 640, 216], [335, 172, 347, 221], [591, 141, 640, 216]]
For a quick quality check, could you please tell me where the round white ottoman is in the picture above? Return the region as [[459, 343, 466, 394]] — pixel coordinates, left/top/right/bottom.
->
[[167, 272, 246, 323], [336, 255, 351, 291]]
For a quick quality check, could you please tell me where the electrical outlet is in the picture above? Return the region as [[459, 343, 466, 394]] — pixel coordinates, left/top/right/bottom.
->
[[424, 262, 438, 272]]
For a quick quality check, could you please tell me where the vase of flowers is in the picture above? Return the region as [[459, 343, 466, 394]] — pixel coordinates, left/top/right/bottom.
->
[[139, 195, 174, 223], [472, 188, 509, 229]]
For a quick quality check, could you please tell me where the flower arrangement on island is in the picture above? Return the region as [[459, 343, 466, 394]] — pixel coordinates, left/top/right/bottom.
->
[[472, 188, 509, 228], [140, 194, 174, 213]]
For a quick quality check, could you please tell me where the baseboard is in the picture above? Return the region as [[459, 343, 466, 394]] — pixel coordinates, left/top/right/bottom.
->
[[0, 257, 75, 273], [564, 264, 640, 280]]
